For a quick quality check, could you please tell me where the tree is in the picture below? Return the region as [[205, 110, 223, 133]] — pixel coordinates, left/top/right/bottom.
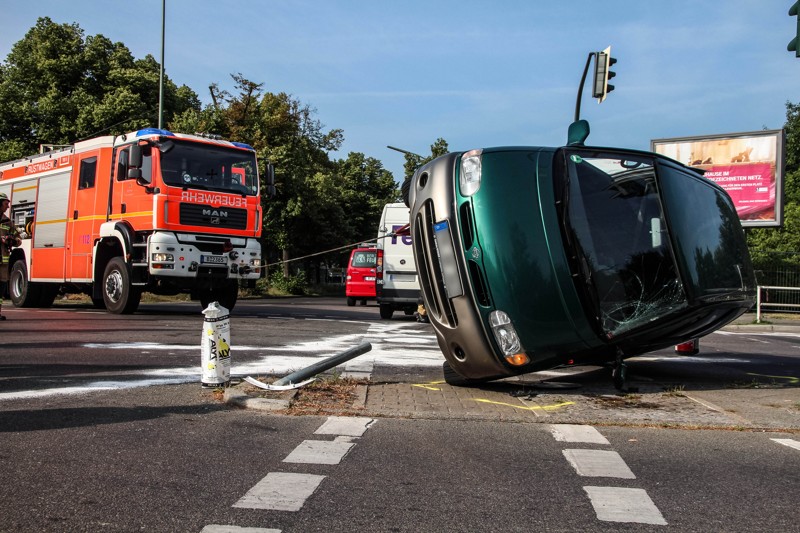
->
[[402, 137, 450, 182], [0, 17, 199, 161], [746, 101, 800, 279]]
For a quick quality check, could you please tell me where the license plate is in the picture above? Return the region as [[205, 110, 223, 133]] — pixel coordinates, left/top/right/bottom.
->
[[433, 219, 463, 297], [201, 255, 227, 265], [365, 276, 376, 281]]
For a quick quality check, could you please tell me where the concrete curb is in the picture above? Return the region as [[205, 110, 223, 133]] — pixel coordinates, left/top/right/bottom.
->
[[722, 324, 800, 333], [224, 388, 295, 411]]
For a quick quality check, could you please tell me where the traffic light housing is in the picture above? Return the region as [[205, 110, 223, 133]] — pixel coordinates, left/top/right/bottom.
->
[[790, 1, 800, 57], [592, 46, 617, 102]]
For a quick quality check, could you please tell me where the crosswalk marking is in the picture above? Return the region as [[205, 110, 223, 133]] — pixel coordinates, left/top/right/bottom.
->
[[771, 438, 800, 451], [202, 526, 281, 532], [563, 449, 636, 479], [584, 486, 667, 525], [232, 472, 325, 511], [282, 438, 356, 465], [314, 416, 375, 437], [548, 424, 610, 444]]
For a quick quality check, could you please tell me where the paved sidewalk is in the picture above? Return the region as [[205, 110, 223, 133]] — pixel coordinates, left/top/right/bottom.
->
[[226, 312, 800, 432]]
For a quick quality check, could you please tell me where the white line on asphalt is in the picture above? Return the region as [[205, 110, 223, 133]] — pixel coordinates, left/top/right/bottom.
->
[[548, 424, 610, 445], [633, 355, 751, 364], [315, 416, 375, 437], [202, 526, 281, 532], [563, 449, 636, 479], [282, 438, 356, 465], [583, 486, 667, 525], [771, 438, 800, 451], [232, 472, 325, 511]]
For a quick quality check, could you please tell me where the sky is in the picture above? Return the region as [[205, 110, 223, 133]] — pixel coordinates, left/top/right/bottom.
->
[[1, 1, 799, 183]]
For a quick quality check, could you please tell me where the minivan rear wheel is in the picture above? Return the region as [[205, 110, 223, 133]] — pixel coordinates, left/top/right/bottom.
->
[[379, 303, 394, 319]]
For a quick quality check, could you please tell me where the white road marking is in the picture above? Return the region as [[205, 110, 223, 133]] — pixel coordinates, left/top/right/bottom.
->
[[633, 355, 751, 364], [282, 437, 356, 465], [315, 416, 375, 437], [771, 438, 800, 451], [232, 472, 325, 511], [202, 526, 280, 532], [2, 321, 442, 401], [549, 424, 610, 445], [583, 486, 667, 525], [563, 449, 636, 479]]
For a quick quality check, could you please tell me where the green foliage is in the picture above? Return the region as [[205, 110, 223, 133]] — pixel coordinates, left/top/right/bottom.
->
[[0, 17, 199, 158], [747, 102, 800, 271], [402, 137, 450, 181], [267, 269, 308, 295], [0, 19, 400, 277]]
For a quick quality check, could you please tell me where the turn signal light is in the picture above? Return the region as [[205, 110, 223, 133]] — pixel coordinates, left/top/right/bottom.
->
[[505, 353, 529, 366]]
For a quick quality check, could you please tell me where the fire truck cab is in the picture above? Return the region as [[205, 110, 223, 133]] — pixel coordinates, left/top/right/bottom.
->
[[0, 128, 270, 313]]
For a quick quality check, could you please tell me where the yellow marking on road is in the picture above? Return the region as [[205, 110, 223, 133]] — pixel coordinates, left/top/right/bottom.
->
[[747, 372, 799, 384], [474, 399, 575, 411], [412, 380, 446, 391]]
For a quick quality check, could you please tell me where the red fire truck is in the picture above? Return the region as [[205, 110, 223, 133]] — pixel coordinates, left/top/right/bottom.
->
[[0, 128, 272, 313]]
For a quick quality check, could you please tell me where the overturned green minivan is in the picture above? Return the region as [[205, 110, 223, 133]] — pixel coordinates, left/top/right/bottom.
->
[[406, 144, 755, 384]]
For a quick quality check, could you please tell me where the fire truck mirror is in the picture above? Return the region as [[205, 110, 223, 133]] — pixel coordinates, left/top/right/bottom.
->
[[129, 144, 143, 169]]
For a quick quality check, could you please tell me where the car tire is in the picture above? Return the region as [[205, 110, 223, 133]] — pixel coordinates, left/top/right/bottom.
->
[[442, 361, 488, 387], [102, 257, 141, 314], [379, 303, 394, 319]]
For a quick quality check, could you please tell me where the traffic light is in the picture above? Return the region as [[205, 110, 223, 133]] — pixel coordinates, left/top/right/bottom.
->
[[592, 46, 617, 103], [790, 1, 800, 57]]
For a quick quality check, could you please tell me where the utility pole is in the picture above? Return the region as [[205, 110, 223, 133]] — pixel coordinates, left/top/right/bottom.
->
[[158, 0, 166, 128]]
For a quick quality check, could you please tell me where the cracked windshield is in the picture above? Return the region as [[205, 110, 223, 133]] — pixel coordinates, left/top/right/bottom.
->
[[159, 140, 259, 196], [564, 152, 687, 337]]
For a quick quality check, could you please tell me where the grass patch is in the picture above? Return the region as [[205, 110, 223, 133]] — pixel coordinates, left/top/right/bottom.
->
[[593, 394, 662, 409], [288, 375, 367, 415], [662, 384, 686, 397]]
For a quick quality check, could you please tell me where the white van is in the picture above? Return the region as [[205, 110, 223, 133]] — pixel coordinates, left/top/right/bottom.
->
[[376, 202, 420, 319]]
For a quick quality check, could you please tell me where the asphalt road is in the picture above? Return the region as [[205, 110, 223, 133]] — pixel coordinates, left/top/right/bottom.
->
[[1, 297, 799, 531], [1, 384, 797, 532]]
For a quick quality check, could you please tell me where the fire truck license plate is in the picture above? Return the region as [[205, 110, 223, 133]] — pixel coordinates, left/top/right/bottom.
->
[[201, 255, 227, 265]]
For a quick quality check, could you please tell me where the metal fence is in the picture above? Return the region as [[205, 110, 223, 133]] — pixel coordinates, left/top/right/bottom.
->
[[752, 250, 800, 314]]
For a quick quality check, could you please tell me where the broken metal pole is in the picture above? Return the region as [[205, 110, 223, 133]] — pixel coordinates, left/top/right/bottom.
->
[[273, 342, 372, 386]]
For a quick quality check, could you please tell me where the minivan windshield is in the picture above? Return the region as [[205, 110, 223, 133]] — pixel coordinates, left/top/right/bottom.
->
[[158, 140, 259, 196], [561, 151, 687, 337]]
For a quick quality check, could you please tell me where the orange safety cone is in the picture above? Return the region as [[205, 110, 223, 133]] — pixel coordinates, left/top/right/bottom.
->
[[675, 339, 699, 355]]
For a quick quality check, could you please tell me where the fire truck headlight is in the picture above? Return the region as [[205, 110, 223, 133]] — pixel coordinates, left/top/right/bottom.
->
[[489, 310, 528, 366], [250, 258, 262, 268], [459, 149, 483, 197], [152, 253, 174, 262]]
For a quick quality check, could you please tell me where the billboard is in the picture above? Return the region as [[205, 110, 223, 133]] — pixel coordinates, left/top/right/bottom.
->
[[651, 130, 785, 227]]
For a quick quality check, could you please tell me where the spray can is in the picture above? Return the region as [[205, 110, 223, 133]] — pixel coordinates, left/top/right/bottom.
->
[[200, 301, 231, 387]]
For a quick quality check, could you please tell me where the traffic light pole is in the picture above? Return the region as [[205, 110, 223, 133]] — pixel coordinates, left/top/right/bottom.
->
[[574, 52, 596, 122]]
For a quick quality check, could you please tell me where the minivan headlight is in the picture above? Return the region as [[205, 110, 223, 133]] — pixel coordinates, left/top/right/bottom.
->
[[489, 310, 529, 366], [459, 149, 483, 197]]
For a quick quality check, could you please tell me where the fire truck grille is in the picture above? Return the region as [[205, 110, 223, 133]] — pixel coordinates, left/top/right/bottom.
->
[[179, 203, 248, 230]]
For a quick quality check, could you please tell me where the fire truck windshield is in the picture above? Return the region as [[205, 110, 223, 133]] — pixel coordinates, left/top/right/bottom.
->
[[158, 140, 259, 196]]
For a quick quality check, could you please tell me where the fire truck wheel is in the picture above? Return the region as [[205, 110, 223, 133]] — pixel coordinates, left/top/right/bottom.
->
[[346, 297, 356, 307], [9, 259, 42, 307], [102, 257, 141, 314]]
